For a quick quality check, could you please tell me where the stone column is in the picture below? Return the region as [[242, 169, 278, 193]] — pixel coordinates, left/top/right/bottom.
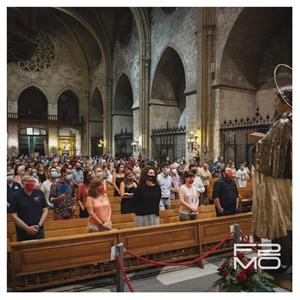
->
[[141, 57, 151, 158], [104, 78, 113, 156], [197, 7, 216, 161], [85, 90, 90, 156]]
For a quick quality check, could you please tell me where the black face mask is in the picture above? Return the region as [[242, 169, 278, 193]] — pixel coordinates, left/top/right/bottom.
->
[[128, 178, 134, 182], [147, 175, 156, 182]]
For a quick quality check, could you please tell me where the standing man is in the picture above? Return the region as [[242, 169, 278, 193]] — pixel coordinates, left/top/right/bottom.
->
[[157, 164, 172, 211], [72, 162, 84, 186], [7, 168, 22, 211], [10, 175, 48, 241], [213, 167, 239, 216], [236, 163, 249, 188], [189, 163, 205, 199], [199, 163, 212, 203], [170, 164, 181, 200]]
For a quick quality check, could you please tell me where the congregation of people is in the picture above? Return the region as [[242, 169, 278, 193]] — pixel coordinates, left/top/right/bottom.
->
[[7, 154, 251, 241]]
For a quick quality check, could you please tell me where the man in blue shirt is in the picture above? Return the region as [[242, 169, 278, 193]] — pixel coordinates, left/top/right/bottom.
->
[[72, 162, 83, 185], [7, 169, 22, 212], [213, 167, 240, 216], [10, 175, 48, 241]]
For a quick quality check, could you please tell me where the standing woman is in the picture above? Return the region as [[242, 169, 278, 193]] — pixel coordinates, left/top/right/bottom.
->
[[112, 163, 125, 196], [86, 178, 112, 232], [36, 163, 47, 183], [178, 172, 200, 221], [133, 166, 161, 227], [76, 169, 93, 218], [119, 170, 137, 214]]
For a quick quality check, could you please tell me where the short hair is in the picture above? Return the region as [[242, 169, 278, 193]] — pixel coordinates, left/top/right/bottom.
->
[[160, 163, 169, 169], [184, 171, 195, 179], [22, 174, 33, 182]]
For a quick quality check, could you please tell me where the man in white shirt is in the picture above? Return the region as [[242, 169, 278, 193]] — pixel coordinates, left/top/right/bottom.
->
[[157, 164, 173, 211], [189, 163, 205, 204], [236, 163, 249, 188]]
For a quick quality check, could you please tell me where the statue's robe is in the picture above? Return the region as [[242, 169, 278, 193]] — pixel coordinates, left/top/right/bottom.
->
[[252, 112, 292, 239]]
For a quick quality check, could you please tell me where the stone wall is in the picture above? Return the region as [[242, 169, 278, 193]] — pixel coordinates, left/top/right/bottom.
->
[[7, 32, 88, 155]]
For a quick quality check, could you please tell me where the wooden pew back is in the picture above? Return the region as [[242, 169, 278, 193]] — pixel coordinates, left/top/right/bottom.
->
[[8, 212, 252, 291]]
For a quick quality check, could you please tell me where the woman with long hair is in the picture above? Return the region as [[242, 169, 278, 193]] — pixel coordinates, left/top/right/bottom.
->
[[76, 169, 94, 218], [112, 163, 125, 196], [119, 170, 137, 214], [86, 177, 112, 232], [132, 166, 161, 227]]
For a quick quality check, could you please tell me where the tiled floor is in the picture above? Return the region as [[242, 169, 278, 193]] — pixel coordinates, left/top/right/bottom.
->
[[42, 251, 291, 293]]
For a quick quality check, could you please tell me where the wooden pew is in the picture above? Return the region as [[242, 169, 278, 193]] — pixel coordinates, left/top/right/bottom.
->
[[8, 212, 253, 291], [8, 214, 136, 242]]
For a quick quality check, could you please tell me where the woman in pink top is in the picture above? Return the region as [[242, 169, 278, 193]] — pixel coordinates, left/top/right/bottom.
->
[[86, 177, 112, 232]]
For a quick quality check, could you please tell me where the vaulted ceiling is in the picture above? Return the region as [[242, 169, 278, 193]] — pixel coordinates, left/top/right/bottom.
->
[[8, 7, 147, 72]]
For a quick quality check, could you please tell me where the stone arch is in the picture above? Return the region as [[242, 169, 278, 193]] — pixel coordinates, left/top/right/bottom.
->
[[89, 87, 104, 120], [114, 73, 134, 114], [217, 7, 292, 165], [220, 7, 292, 90], [89, 87, 104, 156], [151, 46, 186, 114], [112, 73, 134, 157], [57, 89, 79, 122], [18, 86, 48, 120]]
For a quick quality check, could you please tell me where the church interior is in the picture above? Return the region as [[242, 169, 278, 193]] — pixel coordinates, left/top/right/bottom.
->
[[6, 7, 292, 293]]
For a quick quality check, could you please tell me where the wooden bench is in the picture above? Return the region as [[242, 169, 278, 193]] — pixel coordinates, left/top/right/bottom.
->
[[8, 212, 253, 291], [7, 213, 136, 242], [7, 205, 217, 242]]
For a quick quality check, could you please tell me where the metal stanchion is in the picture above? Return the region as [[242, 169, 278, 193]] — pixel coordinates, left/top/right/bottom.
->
[[233, 224, 240, 244], [115, 243, 125, 292]]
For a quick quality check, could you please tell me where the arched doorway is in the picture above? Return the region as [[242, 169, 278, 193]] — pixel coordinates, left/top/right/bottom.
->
[[19, 127, 48, 155], [219, 7, 292, 166], [150, 47, 186, 162], [89, 88, 104, 156], [18, 86, 48, 120], [58, 90, 79, 123], [113, 74, 133, 158]]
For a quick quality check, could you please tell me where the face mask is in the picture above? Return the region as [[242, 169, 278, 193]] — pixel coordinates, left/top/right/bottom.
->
[[128, 177, 134, 182], [187, 178, 194, 185], [98, 186, 106, 194], [65, 174, 73, 180], [225, 170, 234, 179], [165, 169, 170, 176], [51, 171, 59, 178], [57, 172, 61, 177], [147, 175, 156, 182], [7, 175, 14, 182], [171, 169, 177, 175], [96, 171, 102, 176], [24, 182, 35, 191]]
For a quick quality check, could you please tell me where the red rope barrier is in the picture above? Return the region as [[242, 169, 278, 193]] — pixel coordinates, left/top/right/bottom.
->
[[126, 231, 233, 267], [116, 255, 135, 292]]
